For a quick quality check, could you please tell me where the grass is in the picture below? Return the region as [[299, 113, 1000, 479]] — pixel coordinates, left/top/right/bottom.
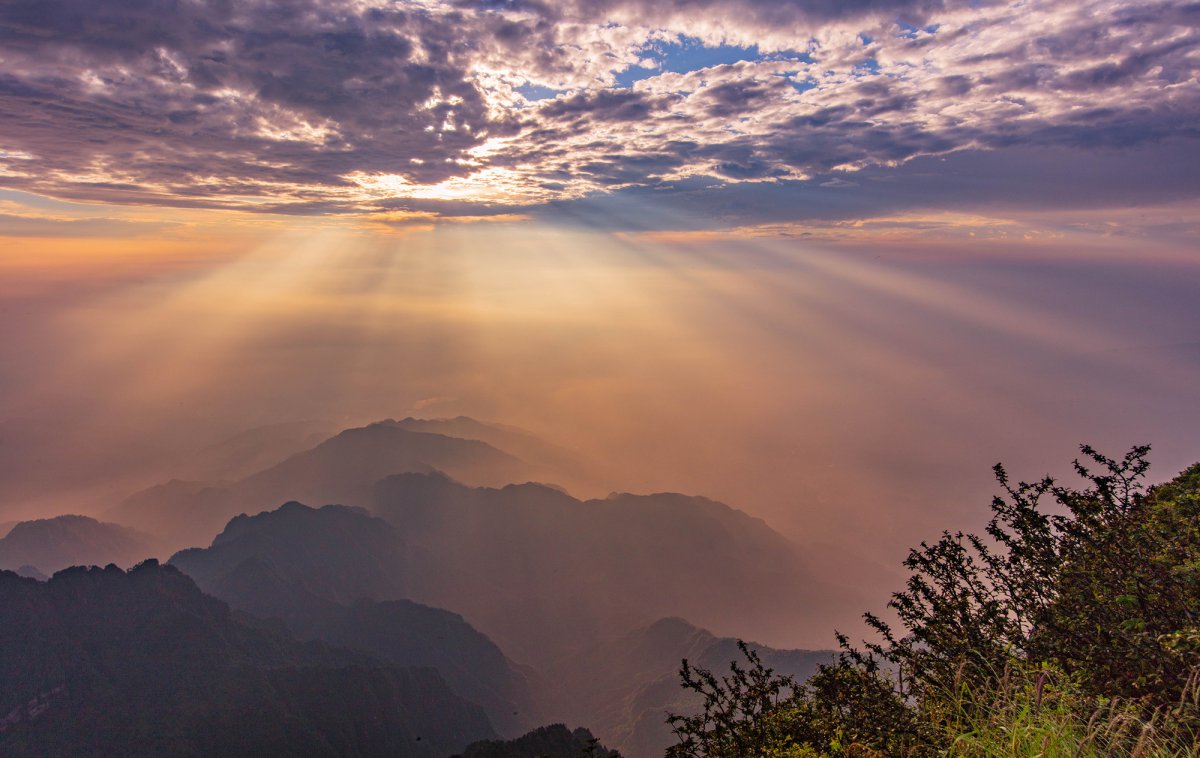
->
[[932, 663, 1200, 757]]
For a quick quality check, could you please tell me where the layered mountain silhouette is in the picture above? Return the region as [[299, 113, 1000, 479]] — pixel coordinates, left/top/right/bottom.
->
[[172, 503, 408, 606], [16, 417, 854, 753], [170, 503, 536, 736], [13, 564, 47, 581], [0, 561, 493, 757], [179, 419, 340, 482], [370, 472, 839, 663], [109, 479, 241, 557], [387, 417, 601, 495], [0, 515, 153, 575], [108, 421, 540, 554], [169, 476, 835, 665], [235, 422, 530, 507]]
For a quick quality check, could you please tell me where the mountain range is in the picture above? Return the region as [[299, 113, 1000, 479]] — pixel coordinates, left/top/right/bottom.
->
[[5, 415, 845, 757], [0, 561, 493, 757], [167, 492, 837, 754], [108, 421, 543, 554], [371, 472, 840, 662], [169, 474, 837, 667], [170, 503, 536, 736], [0, 515, 153, 576]]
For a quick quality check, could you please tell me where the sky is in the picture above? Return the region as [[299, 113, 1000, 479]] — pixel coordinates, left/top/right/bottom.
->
[[1, 0, 1199, 622]]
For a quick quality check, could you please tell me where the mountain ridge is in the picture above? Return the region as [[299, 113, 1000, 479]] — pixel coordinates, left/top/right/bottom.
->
[[107, 422, 539, 555], [370, 471, 840, 660], [0, 560, 494, 756], [0, 515, 153, 576], [169, 501, 537, 735]]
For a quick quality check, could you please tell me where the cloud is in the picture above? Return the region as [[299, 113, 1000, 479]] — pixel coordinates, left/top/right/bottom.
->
[[0, 0, 1196, 222], [531, 139, 1200, 232], [0, 0, 506, 208], [0, 211, 178, 238]]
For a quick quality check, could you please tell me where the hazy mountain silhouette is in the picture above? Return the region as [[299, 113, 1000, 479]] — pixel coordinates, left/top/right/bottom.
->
[[172, 502, 408, 605], [81, 416, 850, 756], [165, 488, 834, 741], [371, 472, 840, 664], [164, 469, 839, 658], [0, 561, 493, 757], [0, 515, 153, 575], [108, 422, 537, 554], [14, 564, 46, 581], [107, 479, 237, 557], [387, 417, 599, 494], [0, 418, 186, 514], [455, 724, 620, 758], [0, 521, 15, 539], [237, 422, 530, 505], [542, 617, 834, 757], [170, 502, 537, 735], [179, 419, 340, 481]]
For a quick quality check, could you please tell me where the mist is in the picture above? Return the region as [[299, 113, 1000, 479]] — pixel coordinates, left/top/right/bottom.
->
[[2, 221, 1198, 646]]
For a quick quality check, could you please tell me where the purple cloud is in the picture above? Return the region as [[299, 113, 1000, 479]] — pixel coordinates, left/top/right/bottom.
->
[[0, 0, 1195, 222]]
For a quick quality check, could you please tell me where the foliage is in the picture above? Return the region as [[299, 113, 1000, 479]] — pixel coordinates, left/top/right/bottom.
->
[[666, 641, 803, 758], [935, 662, 1200, 756], [665, 640, 924, 757], [1034, 457, 1200, 700], [794, 644, 927, 756], [667, 445, 1200, 757]]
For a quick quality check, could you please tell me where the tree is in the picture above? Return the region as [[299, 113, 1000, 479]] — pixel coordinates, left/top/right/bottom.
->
[[869, 444, 1200, 706], [666, 639, 926, 757], [667, 445, 1200, 756], [667, 641, 803, 758]]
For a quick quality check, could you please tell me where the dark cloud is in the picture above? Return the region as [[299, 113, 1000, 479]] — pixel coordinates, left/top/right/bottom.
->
[[531, 139, 1200, 231], [0, 0, 1196, 220], [539, 89, 679, 123], [0, 0, 509, 208], [0, 212, 178, 237], [704, 79, 778, 117], [461, 0, 946, 27]]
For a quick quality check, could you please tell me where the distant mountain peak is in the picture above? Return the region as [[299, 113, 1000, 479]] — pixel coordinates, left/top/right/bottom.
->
[[0, 514, 153, 575], [210, 502, 394, 548], [15, 564, 46, 581], [383, 469, 461, 486], [105, 415, 579, 556], [643, 616, 703, 636], [501, 480, 571, 496]]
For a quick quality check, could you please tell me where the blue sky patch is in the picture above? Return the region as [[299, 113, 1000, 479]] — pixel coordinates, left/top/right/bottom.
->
[[517, 83, 565, 101], [791, 77, 819, 94], [896, 21, 941, 39], [613, 36, 808, 87], [855, 57, 882, 75]]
